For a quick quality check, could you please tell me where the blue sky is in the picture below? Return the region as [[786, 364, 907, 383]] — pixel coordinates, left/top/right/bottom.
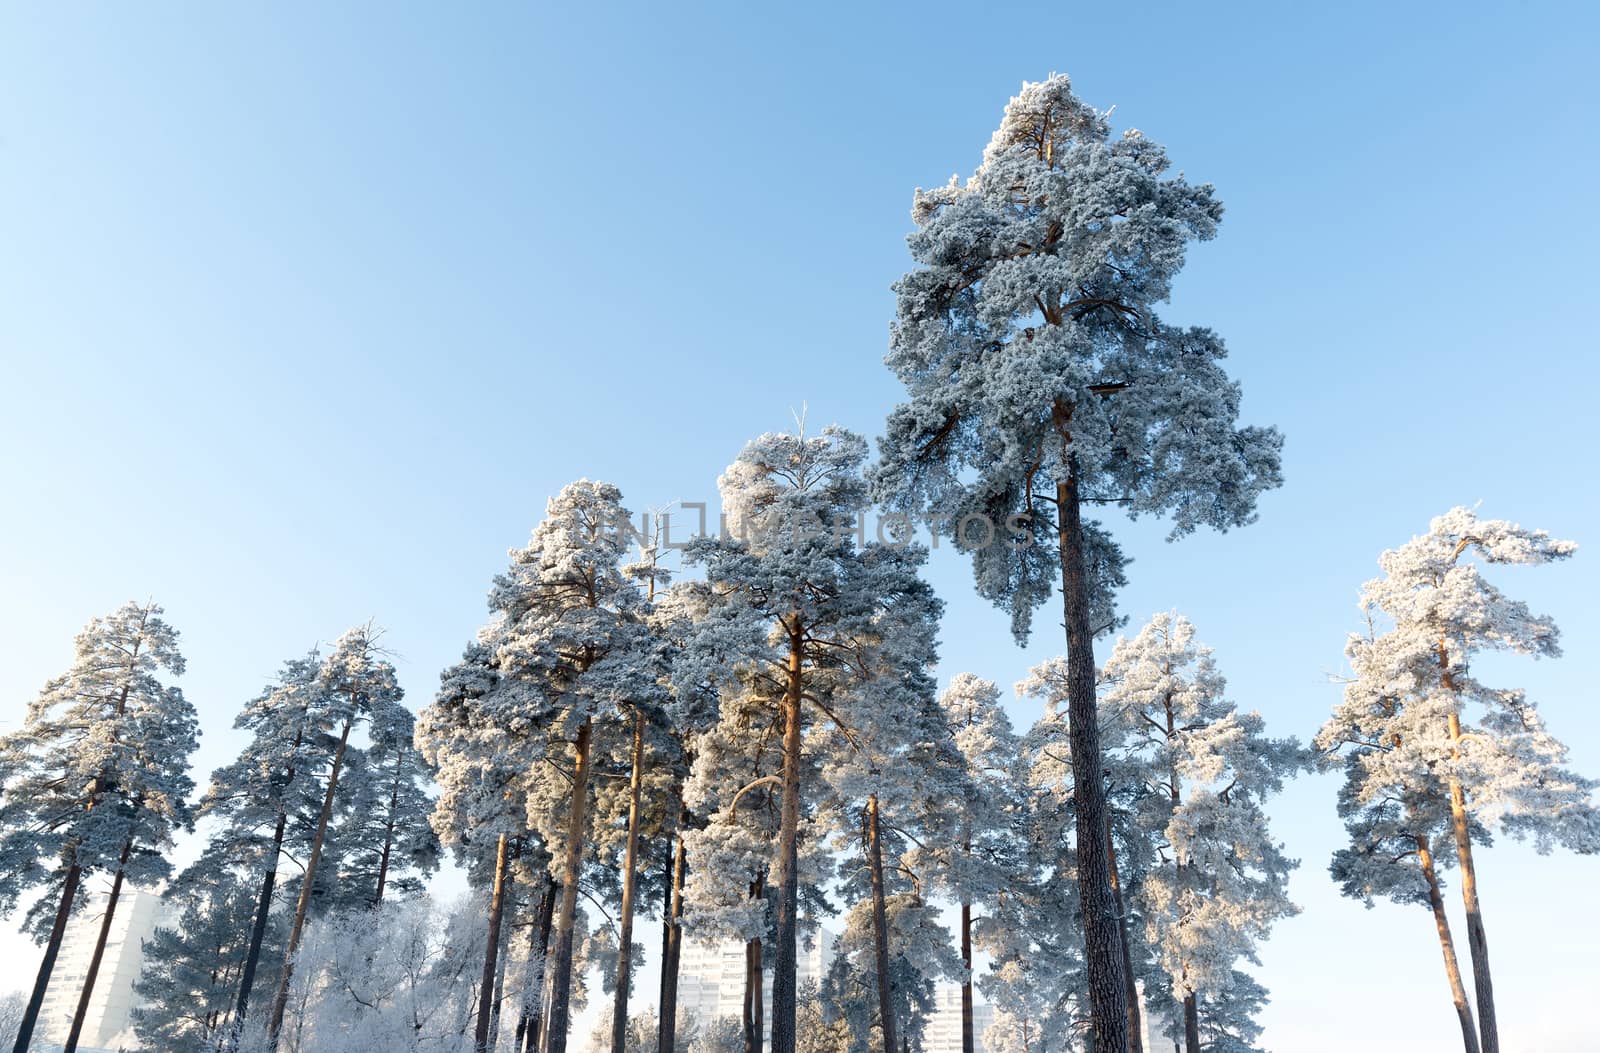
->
[[2, 2, 1597, 1050]]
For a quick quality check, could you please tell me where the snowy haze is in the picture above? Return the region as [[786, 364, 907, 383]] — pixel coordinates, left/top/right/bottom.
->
[[3, 3, 1599, 1052]]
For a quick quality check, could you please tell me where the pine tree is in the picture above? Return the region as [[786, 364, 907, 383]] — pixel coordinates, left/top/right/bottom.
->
[[1317, 507, 1599, 1053], [681, 425, 943, 1053], [872, 73, 1283, 1053], [265, 624, 403, 1047], [0, 601, 198, 1053], [1071, 612, 1302, 1053], [339, 701, 441, 905], [191, 651, 325, 1040], [132, 871, 281, 1053], [474, 478, 659, 1053]]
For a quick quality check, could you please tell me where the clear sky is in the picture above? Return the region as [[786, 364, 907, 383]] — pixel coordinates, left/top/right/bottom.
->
[[2, 2, 1597, 1050]]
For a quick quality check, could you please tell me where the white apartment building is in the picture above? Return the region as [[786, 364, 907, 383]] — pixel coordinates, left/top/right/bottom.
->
[[675, 931, 991, 1053], [34, 885, 174, 1053], [676, 928, 836, 1038], [923, 982, 993, 1053]]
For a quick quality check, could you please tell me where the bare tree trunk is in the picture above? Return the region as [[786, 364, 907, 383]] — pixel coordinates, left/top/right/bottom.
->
[[659, 814, 689, 1053], [611, 711, 648, 1053], [232, 811, 288, 1038], [1105, 821, 1144, 1053], [13, 862, 82, 1053], [1181, 992, 1199, 1053], [1444, 707, 1498, 1053], [491, 899, 513, 1052], [865, 794, 899, 1053], [1055, 470, 1129, 1053], [1414, 833, 1481, 1053], [372, 749, 406, 906], [960, 900, 974, 1053], [267, 714, 355, 1048], [744, 936, 764, 1053], [770, 626, 804, 1053], [543, 717, 594, 1053], [476, 833, 511, 1053], [62, 834, 134, 1053], [521, 876, 558, 1053]]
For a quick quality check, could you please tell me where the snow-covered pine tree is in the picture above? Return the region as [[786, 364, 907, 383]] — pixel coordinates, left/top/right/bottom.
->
[[419, 640, 548, 1053], [680, 425, 942, 1053], [1069, 612, 1302, 1053], [191, 651, 326, 1040], [1317, 508, 1599, 1053], [0, 601, 198, 1053], [872, 73, 1283, 1053], [132, 871, 281, 1053], [922, 675, 1020, 1053], [486, 479, 658, 1053], [264, 624, 403, 1048], [339, 701, 441, 905]]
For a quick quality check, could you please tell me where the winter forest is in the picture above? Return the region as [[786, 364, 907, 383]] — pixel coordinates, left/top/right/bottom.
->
[[3, 69, 1597, 1053]]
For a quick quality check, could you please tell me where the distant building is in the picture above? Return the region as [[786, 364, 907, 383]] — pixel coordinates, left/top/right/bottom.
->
[[677, 928, 836, 1038], [923, 982, 993, 1053], [35, 885, 175, 1052]]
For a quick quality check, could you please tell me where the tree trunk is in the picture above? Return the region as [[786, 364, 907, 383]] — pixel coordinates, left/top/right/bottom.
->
[[1105, 821, 1144, 1053], [659, 815, 689, 1053], [373, 749, 406, 907], [865, 794, 899, 1053], [13, 863, 83, 1053], [1181, 992, 1199, 1053], [744, 935, 764, 1053], [960, 900, 974, 1053], [491, 896, 513, 1052], [476, 833, 511, 1053], [521, 875, 558, 1053], [1055, 472, 1130, 1053], [1445, 709, 1498, 1053], [543, 717, 594, 1053], [611, 711, 648, 1053], [62, 834, 134, 1053], [770, 626, 804, 1053], [230, 809, 290, 1044], [267, 714, 355, 1047], [1415, 833, 1481, 1053]]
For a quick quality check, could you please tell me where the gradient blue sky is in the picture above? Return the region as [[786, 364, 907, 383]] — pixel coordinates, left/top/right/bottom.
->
[[3, 3, 1597, 1050]]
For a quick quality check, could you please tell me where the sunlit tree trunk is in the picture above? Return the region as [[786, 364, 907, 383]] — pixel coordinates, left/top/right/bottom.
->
[[267, 713, 355, 1047], [62, 832, 135, 1053], [611, 711, 648, 1053], [476, 833, 511, 1053], [1416, 833, 1480, 1053], [866, 794, 899, 1053], [770, 623, 804, 1053]]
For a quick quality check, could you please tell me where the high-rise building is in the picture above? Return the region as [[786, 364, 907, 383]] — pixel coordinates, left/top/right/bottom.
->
[[34, 885, 175, 1052], [676, 928, 836, 1038], [922, 982, 993, 1053]]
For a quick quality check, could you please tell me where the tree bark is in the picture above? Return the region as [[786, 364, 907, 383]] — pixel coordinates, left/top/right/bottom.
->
[[232, 811, 288, 1039], [1105, 820, 1144, 1053], [373, 747, 406, 907], [865, 794, 899, 1053], [1181, 992, 1199, 1053], [1440, 639, 1498, 1053], [659, 814, 689, 1053], [744, 936, 765, 1053], [1416, 833, 1481, 1053], [267, 713, 355, 1048], [476, 833, 512, 1053], [770, 625, 804, 1053], [521, 875, 558, 1053], [62, 833, 134, 1053], [543, 717, 594, 1053], [611, 711, 648, 1053], [960, 900, 974, 1053], [1055, 471, 1130, 1053], [13, 863, 83, 1053]]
